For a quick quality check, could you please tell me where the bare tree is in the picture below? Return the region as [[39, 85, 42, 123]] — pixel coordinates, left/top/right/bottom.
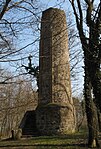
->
[[0, 0, 41, 82], [69, 0, 101, 147], [0, 69, 38, 138]]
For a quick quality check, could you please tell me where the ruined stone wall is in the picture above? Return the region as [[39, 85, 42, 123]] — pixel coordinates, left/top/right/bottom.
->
[[36, 104, 75, 135]]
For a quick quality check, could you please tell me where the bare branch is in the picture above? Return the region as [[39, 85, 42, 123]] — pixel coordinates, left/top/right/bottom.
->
[[69, 0, 87, 49], [7, 0, 24, 11], [77, 0, 83, 27], [0, 38, 39, 59], [0, 0, 12, 20]]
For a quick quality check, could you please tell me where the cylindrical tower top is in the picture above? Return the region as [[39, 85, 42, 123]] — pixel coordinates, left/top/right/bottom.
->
[[39, 8, 72, 105]]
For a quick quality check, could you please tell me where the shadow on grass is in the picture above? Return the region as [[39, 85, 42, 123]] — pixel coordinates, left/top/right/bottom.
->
[[30, 133, 88, 141], [0, 130, 88, 148], [0, 143, 87, 148]]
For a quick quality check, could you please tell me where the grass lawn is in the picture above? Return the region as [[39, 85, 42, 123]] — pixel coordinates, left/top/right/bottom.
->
[[0, 129, 100, 149]]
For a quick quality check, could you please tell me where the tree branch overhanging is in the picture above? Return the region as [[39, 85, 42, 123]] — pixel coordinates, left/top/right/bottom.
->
[[0, 0, 12, 20]]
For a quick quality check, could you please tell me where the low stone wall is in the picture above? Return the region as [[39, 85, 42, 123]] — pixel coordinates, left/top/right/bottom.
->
[[36, 104, 76, 135]]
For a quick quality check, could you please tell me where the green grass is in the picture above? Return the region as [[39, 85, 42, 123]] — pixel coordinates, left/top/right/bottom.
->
[[0, 129, 92, 149]]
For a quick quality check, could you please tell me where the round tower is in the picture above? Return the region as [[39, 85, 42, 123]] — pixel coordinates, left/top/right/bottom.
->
[[36, 8, 76, 135]]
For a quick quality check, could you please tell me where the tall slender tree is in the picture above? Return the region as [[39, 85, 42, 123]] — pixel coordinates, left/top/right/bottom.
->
[[69, 0, 101, 147]]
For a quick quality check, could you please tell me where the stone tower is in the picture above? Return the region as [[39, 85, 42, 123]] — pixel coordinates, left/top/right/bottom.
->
[[36, 8, 76, 135]]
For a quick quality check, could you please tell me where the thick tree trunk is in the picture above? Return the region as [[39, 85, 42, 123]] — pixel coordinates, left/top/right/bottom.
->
[[85, 11, 101, 147], [97, 109, 101, 132], [84, 63, 100, 148], [90, 68, 101, 112], [89, 16, 101, 111]]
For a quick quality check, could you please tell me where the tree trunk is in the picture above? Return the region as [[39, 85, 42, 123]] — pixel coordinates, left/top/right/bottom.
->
[[88, 13, 101, 111], [69, 1, 101, 147], [97, 109, 101, 132], [89, 62, 101, 113], [84, 63, 99, 148]]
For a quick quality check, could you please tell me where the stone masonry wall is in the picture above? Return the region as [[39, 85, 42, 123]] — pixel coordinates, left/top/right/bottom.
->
[[36, 104, 75, 135], [36, 8, 76, 135], [39, 8, 72, 105]]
